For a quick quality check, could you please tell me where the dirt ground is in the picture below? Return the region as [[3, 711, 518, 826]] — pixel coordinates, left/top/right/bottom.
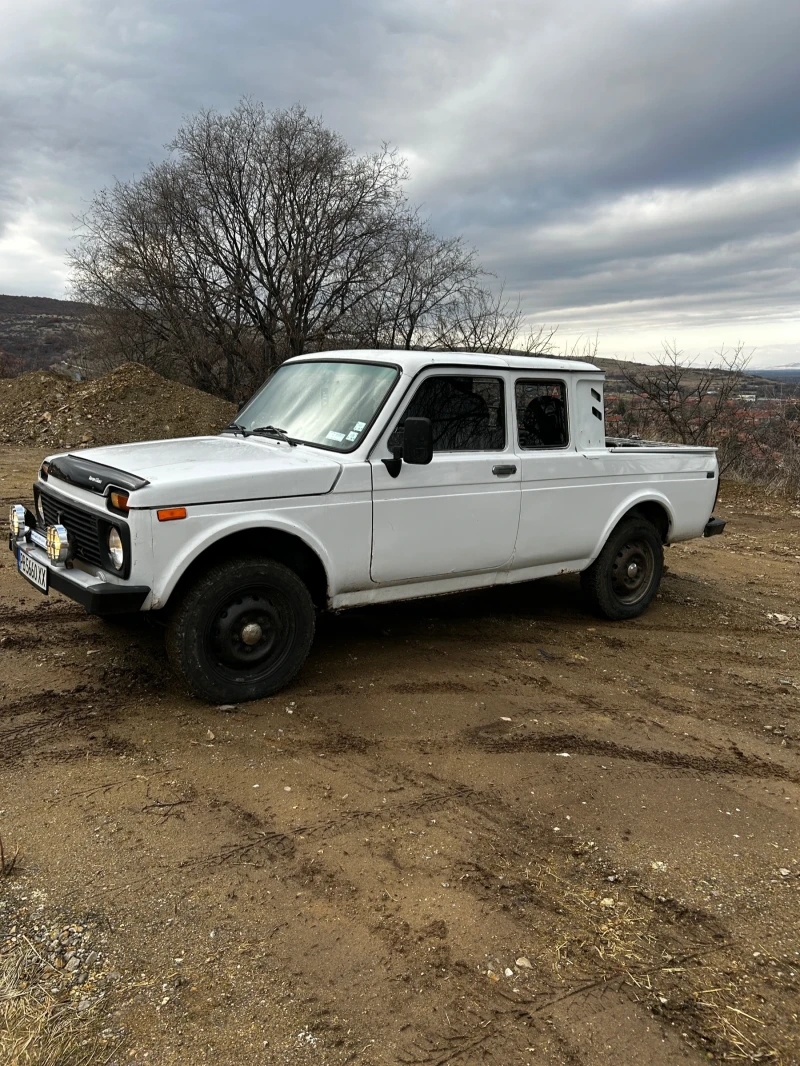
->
[[1, 446, 798, 1066]]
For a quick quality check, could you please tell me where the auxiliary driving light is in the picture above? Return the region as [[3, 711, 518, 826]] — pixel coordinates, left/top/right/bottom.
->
[[9, 504, 26, 537], [46, 524, 70, 564]]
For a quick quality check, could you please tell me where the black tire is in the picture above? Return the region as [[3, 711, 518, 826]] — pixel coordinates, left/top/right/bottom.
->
[[580, 517, 663, 620], [165, 557, 315, 703]]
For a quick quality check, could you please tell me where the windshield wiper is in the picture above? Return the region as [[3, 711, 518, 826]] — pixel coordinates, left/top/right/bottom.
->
[[250, 425, 300, 447]]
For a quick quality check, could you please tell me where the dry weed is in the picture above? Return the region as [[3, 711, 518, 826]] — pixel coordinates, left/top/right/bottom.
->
[[0, 938, 112, 1066]]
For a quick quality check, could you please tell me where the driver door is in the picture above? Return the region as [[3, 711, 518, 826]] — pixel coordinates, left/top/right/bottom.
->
[[369, 371, 521, 585]]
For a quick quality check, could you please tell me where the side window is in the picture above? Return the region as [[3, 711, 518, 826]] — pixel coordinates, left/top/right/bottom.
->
[[516, 380, 568, 449], [388, 376, 505, 452]]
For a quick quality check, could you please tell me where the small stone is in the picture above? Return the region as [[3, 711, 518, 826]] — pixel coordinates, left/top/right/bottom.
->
[[217, 704, 236, 712], [206, 729, 215, 741], [487, 971, 500, 982], [65, 956, 80, 972], [779, 868, 791, 878], [504, 967, 514, 977], [78, 999, 91, 1013], [85, 951, 98, 967], [515, 957, 532, 969], [599, 897, 615, 909]]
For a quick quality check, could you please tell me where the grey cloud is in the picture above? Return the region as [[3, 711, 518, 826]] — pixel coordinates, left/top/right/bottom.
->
[[0, 0, 798, 363]]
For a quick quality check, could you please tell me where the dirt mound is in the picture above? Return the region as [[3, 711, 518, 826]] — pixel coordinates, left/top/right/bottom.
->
[[0, 363, 235, 450]]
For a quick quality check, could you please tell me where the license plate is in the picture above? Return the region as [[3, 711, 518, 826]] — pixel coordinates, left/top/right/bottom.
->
[[17, 548, 49, 593]]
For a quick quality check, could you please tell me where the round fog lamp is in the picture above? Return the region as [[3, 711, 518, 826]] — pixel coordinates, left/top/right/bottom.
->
[[46, 524, 70, 564], [107, 527, 124, 571], [9, 504, 26, 537]]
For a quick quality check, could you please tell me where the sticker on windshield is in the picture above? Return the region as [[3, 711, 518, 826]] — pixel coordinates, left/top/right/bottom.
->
[[326, 430, 345, 442], [353, 421, 366, 431], [345, 431, 358, 441]]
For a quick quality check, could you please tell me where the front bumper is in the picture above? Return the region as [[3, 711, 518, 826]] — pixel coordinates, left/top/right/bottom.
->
[[703, 517, 726, 538], [8, 535, 150, 616]]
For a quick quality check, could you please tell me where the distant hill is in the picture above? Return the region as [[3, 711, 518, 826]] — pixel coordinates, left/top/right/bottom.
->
[[746, 367, 800, 384], [0, 294, 89, 376], [0, 294, 89, 317], [596, 356, 796, 397]]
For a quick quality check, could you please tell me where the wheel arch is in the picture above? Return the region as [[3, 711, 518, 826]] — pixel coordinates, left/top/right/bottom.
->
[[589, 494, 674, 565], [158, 525, 330, 611]]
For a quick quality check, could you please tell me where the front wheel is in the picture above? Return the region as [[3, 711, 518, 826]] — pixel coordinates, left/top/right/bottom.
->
[[165, 557, 315, 703], [580, 518, 663, 620]]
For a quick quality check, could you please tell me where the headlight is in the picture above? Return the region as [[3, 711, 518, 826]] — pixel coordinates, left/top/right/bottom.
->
[[107, 527, 124, 570], [9, 504, 26, 537], [46, 524, 70, 564]]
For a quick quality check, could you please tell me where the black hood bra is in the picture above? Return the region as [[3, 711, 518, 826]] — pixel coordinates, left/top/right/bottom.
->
[[44, 454, 150, 496]]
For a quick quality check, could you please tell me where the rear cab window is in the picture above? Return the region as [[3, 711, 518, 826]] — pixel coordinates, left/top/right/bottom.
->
[[515, 380, 569, 449]]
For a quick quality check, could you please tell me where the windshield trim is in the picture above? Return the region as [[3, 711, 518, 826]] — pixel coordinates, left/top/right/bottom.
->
[[228, 358, 403, 455]]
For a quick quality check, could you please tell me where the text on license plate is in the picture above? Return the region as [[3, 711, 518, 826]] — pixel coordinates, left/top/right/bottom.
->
[[17, 549, 49, 593]]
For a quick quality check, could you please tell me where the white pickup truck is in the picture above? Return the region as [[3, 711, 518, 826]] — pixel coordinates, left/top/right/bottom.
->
[[9, 351, 724, 702]]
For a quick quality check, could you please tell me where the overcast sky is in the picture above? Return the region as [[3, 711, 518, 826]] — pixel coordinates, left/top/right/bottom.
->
[[1, 0, 799, 365]]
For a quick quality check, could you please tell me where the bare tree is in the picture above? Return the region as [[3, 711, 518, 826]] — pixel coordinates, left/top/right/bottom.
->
[[428, 287, 557, 355], [617, 342, 757, 472], [70, 100, 553, 398], [71, 102, 411, 399], [352, 221, 481, 350]]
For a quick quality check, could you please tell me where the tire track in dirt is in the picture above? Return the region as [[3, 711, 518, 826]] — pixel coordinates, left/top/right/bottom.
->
[[188, 785, 480, 868], [0, 681, 139, 761], [163, 741, 740, 1062], [465, 727, 800, 783], [0, 603, 88, 625]]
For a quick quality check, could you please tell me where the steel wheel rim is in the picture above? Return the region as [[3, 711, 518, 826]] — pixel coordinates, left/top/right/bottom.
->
[[610, 539, 655, 605], [204, 584, 296, 683]]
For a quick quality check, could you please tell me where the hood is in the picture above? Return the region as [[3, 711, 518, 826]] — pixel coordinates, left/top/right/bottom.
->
[[49, 436, 342, 507]]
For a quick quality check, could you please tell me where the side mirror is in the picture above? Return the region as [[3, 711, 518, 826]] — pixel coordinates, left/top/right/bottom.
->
[[402, 417, 433, 465]]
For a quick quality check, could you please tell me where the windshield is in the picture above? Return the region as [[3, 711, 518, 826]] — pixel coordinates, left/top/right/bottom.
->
[[233, 360, 399, 452]]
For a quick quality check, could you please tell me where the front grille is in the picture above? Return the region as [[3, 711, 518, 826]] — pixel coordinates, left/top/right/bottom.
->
[[40, 491, 104, 567]]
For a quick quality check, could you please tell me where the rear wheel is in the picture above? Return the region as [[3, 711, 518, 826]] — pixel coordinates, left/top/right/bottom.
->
[[166, 557, 315, 703], [580, 517, 663, 620]]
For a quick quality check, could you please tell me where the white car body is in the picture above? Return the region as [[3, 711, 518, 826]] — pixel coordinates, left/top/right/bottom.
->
[[11, 350, 722, 619]]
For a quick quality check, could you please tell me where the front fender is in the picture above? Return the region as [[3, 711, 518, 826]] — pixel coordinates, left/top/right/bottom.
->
[[148, 510, 335, 608]]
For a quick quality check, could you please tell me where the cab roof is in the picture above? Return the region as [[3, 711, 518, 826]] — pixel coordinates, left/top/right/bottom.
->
[[286, 349, 603, 376]]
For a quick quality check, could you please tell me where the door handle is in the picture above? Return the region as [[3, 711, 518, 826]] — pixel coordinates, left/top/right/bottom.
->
[[492, 464, 517, 477]]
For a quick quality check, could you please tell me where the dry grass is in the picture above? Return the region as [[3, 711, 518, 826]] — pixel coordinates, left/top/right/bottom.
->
[[0, 938, 111, 1066], [539, 864, 780, 1063]]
